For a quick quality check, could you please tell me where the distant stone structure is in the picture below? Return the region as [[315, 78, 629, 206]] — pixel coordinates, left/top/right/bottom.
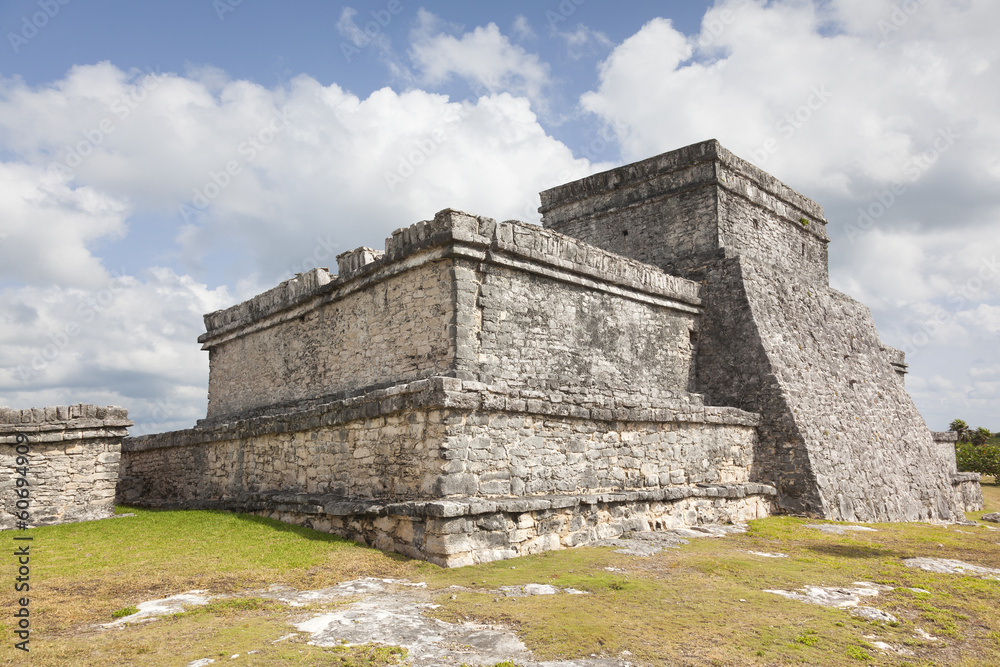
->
[[117, 139, 981, 566], [1, 405, 131, 530]]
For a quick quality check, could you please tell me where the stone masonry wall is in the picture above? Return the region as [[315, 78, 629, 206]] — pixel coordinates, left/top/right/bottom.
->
[[203, 259, 456, 420], [692, 257, 825, 514], [199, 209, 704, 423], [255, 490, 775, 567], [120, 378, 771, 565], [473, 260, 698, 400], [734, 261, 958, 520], [1, 405, 131, 530], [931, 431, 983, 513], [121, 377, 760, 507], [442, 408, 758, 498], [540, 139, 830, 284]]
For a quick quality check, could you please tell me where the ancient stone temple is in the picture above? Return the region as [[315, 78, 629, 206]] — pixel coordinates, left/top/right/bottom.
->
[[117, 139, 982, 566]]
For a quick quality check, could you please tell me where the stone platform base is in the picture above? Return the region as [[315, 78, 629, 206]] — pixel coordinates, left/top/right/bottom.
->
[[134, 483, 776, 567]]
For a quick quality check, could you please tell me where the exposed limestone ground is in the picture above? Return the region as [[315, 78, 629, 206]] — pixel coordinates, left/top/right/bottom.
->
[[106, 578, 630, 667], [92, 515, 1000, 667], [903, 557, 1000, 579]]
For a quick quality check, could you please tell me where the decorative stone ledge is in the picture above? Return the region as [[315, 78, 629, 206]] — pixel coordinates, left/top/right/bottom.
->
[[124, 376, 760, 453], [131, 483, 778, 517]]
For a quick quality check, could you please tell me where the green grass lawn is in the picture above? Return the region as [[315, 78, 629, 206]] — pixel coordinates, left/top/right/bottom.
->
[[1, 480, 998, 666]]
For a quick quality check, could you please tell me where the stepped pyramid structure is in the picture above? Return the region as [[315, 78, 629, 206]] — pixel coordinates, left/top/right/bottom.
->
[[118, 140, 981, 566]]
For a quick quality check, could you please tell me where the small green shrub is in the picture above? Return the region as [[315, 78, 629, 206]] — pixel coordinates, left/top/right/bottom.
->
[[956, 443, 1000, 478], [112, 605, 139, 618], [846, 645, 871, 661], [794, 631, 819, 646]]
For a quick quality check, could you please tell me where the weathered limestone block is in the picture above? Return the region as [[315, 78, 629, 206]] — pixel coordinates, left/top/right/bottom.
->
[[1, 405, 131, 529]]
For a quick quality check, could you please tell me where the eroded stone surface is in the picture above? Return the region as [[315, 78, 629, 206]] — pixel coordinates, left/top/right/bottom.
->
[[117, 580, 630, 666], [982, 512, 1000, 523], [764, 582, 891, 608], [595, 523, 749, 556], [853, 607, 899, 623], [903, 557, 1000, 579], [103, 590, 212, 628], [293, 586, 627, 666], [259, 578, 427, 607], [805, 524, 878, 536], [862, 635, 913, 656]]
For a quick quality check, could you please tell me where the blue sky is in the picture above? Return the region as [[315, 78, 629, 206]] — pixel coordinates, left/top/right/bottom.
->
[[0, 0, 997, 433]]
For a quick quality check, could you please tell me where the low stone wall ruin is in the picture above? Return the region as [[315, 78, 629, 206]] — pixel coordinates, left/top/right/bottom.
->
[[1, 405, 132, 530], [931, 431, 984, 513]]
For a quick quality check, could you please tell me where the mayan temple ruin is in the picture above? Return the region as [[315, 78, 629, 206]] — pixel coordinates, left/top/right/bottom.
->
[[101, 139, 981, 566]]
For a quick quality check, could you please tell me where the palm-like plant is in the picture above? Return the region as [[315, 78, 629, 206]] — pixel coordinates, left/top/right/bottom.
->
[[949, 419, 969, 442], [971, 427, 993, 447]]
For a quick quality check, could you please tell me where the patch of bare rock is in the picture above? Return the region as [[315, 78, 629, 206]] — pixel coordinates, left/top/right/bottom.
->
[[763, 581, 892, 610], [294, 585, 625, 666], [903, 557, 1000, 579], [101, 591, 213, 628], [595, 523, 748, 556], [105, 578, 630, 667], [804, 523, 878, 536]]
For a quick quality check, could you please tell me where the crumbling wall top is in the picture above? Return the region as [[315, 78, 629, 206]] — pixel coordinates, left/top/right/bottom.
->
[[199, 209, 702, 346], [539, 139, 830, 252], [0, 404, 130, 426], [540, 139, 827, 231]]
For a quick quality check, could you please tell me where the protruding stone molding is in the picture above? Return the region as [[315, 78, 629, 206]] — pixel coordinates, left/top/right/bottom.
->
[[882, 344, 908, 376], [126, 483, 779, 516], [124, 376, 761, 453]]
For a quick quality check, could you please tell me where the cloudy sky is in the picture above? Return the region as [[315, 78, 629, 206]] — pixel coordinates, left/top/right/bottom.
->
[[0, 0, 997, 434]]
